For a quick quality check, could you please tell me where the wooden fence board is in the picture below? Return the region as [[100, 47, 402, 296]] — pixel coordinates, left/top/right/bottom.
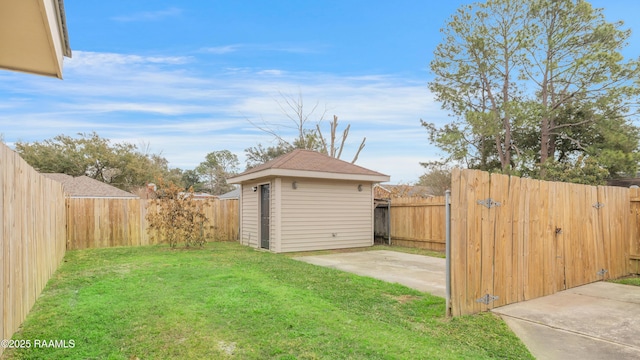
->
[[526, 177, 543, 300], [385, 196, 446, 251], [554, 181, 569, 293], [599, 186, 612, 280], [450, 169, 636, 316], [479, 171, 496, 311], [587, 185, 601, 284], [565, 183, 582, 289], [631, 189, 640, 273], [512, 176, 526, 303], [489, 173, 509, 308], [540, 180, 554, 297], [467, 170, 487, 314], [603, 186, 630, 278], [67, 198, 239, 250], [450, 167, 465, 316], [0, 144, 66, 356]]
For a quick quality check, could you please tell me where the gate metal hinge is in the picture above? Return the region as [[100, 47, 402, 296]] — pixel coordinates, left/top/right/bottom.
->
[[476, 294, 499, 305], [477, 198, 501, 209], [593, 202, 605, 209], [597, 269, 608, 276]]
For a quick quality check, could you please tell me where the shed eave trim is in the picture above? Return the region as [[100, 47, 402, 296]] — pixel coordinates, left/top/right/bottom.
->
[[229, 169, 390, 184]]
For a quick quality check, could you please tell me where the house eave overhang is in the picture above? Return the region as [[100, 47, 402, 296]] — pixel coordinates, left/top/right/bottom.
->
[[0, 0, 72, 79], [228, 169, 390, 184]]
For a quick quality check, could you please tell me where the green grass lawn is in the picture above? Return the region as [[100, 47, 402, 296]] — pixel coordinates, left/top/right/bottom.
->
[[611, 275, 640, 286], [4, 242, 531, 359]]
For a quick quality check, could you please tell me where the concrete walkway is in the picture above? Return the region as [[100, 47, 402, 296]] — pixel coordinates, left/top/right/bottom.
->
[[293, 250, 446, 297], [492, 282, 640, 359], [295, 250, 640, 359]]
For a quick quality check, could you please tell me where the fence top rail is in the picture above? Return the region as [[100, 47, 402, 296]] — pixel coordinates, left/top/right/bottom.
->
[[391, 196, 446, 204], [391, 202, 445, 207]]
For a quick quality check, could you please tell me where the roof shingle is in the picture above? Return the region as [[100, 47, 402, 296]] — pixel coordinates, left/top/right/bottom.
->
[[240, 149, 387, 177], [229, 149, 390, 184], [41, 174, 138, 198]]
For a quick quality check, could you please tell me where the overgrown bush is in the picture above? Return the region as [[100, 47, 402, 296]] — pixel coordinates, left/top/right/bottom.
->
[[146, 179, 213, 248]]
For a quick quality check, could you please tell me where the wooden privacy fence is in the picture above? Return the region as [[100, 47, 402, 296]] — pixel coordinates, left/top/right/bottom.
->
[[67, 198, 148, 249], [629, 188, 640, 273], [450, 169, 630, 316], [0, 144, 67, 356], [388, 197, 446, 251], [67, 198, 239, 250]]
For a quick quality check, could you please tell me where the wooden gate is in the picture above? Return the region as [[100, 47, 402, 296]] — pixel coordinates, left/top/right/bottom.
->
[[449, 169, 629, 316]]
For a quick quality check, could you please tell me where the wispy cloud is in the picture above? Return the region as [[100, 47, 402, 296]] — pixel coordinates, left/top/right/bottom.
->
[[257, 69, 285, 76], [199, 45, 242, 55], [111, 7, 183, 22], [68, 102, 212, 116], [66, 51, 192, 68], [199, 43, 323, 55], [1, 49, 445, 182]]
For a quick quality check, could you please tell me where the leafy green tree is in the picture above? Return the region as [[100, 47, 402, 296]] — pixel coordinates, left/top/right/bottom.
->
[[540, 156, 610, 185], [425, 0, 640, 182], [181, 169, 204, 192], [417, 163, 452, 196], [244, 142, 292, 169], [196, 150, 239, 195], [15, 132, 180, 191]]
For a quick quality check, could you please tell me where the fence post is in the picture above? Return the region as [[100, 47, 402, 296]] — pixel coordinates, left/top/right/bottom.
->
[[445, 189, 452, 317], [387, 199, 391, 245]]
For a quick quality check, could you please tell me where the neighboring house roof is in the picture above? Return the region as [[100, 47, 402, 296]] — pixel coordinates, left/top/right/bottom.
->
[[607, 178, 640, 188], [0, 0, 72, 79], [229, 149, 390, 183], [191, 192, 217, 200], [41, 173, 138, 198], [218, 188, 240, 200], [375, 184, 437, 199]]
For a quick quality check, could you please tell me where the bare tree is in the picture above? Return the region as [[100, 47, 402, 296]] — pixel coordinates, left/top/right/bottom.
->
[[245, 91, 367, 166], [247, 90, 326, 151], [316, 115, 366, 163]]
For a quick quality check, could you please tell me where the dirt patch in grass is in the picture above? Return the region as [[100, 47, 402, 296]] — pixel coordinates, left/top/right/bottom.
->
[[384, 293, 421, 304]]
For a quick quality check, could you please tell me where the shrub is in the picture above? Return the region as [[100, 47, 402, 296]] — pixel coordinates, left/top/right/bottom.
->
[[146, 179, 213, 248]]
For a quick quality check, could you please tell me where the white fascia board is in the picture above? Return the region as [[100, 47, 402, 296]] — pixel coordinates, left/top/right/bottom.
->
[[0, 0, 69, 79], [228, 169, 390, 184], [40, 0, 65, 78]]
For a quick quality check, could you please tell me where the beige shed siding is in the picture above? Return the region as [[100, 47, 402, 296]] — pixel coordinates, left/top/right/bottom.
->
[[241, 183, 258, 247], [272, 178, 282, 252], [280, 178, 373, 252]]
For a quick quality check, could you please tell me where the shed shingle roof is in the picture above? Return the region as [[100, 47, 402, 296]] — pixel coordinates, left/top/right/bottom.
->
[[41, 173, 138, 198], [229, 149, 389, 183]]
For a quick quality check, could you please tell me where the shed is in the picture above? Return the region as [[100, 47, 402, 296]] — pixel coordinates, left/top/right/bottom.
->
[[228, 149, 390, 253]]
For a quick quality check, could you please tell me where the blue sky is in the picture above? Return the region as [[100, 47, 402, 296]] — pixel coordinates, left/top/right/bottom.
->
[[1, 1, 639, 183]]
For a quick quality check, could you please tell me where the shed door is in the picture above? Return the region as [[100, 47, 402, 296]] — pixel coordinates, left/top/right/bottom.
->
[[260, 184, 270, 249]]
